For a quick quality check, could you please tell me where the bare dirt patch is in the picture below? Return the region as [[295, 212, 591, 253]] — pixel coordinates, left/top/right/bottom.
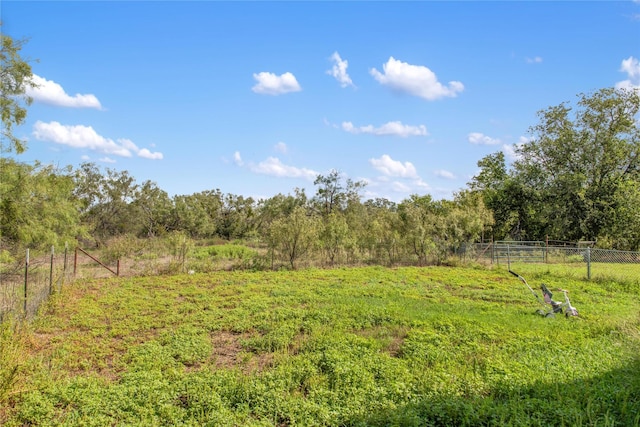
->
[[210, 331, 274, 372]]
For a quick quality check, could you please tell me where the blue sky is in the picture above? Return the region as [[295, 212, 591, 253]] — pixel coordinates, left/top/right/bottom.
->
[[4, 1, 640, 202]]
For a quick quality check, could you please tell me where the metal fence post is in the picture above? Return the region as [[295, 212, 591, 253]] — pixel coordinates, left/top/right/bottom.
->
[[74, 246, 78, 277], [49, 245, 55, 295], [63, 242, 68, 287], [586, 247, 591, 280], [24, 248, 29, 317], [507, 245, 511, 271], [491, 240, 494, 265]]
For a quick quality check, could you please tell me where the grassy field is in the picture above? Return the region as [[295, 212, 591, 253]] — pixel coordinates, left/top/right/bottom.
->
[[1, 265, 639, 426]]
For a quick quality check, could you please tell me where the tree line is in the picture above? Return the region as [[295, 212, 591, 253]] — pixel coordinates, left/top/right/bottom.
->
[[2, 33, 640, 269]]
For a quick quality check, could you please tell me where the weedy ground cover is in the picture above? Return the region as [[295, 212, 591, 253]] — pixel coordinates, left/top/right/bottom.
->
[[1, 266, 639, 426]]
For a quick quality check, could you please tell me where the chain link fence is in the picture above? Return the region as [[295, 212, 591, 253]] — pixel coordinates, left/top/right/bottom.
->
[[475, 241, 640, 284]]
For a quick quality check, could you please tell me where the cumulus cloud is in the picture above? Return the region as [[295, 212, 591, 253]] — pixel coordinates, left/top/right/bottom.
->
[[342, 121, 428, 138], [274, 142, 288, 153], [369, 154, 418, 179], [414, 178, 431, 189], [434, 169, 456, 180], [32, 121, 163, 160], [138, 148, 164, 160], [233, 151, 244, 166], [468, 132, 501, 145], [370, 57, 464, 100], [249, 157, 317, 180], [26, 74, 102, 109], [616, 56, 640, 92], [99, 157, 116, 164], [327, 52, 354, 88], [252, 71, 301, 95], [525, 56, 543, 64]]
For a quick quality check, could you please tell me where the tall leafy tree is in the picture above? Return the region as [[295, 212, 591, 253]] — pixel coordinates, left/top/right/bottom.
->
[[312, 169, 366, 217], [0, 160, 83, 250], [469, 153, 540, 241], [1, 32, 36, 154], [217, 193, 256, 240], [267, 206, 319, 269], [398, 195, 437, 265], [132, 180, 172, 237], [73, 163, 141, 242], [168, 190, 222, 238], [515, 88, 640, 243]]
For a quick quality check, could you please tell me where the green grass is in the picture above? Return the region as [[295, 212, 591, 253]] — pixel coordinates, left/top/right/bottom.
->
[[2, 266, 639, 426]]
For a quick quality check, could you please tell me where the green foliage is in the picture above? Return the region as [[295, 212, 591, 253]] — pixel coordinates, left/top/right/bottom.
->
[[267, 206, 320, 269], [0, 160, 85, 251], [3, 266, 639, 425], [0, 32, 35, 154]]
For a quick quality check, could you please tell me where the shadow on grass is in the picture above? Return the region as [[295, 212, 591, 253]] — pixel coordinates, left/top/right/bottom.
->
[[351, 358, 640, 427]]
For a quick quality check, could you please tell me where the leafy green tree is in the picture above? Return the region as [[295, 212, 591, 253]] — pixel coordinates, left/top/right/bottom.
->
[[1, 32, 36, 154], [217, 193, 256, 240], [447, 190, 493, 256], [319, 211, 353, 266], [0, 160, 83, 250], [398, 195, 437, 265], [255, 189, 307, 234], [515, 88, 640, 243], [603, 179, 640, 250], [267, 206, 319, 269], [168, 190, 221, 238], [312, 169, 366, 217], [132, 180, 172, 237], [470, 152, 543, 241], [73, 162, 141, 242]]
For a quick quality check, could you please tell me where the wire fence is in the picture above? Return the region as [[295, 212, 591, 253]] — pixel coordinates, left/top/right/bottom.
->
[[3, 239, 638, 323], [0, 246, 122, 323], [475, 242, 640, 284], [1, 247, 70, 323]]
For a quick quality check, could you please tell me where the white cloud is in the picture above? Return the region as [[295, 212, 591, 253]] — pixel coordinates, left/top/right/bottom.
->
[[250, 157, 317, 180], [233, 151, 244, 166], [99, 157, 116, 163], [252, 71, 301, 95], [370, 57, 464, 100], [369, 154, 418, 179], [342, 121, 428, 138], [138, 148, 164, 160], [414, 178, 431, 189], [274, 142, 288, 154], [27, 74, 102, 109], [525, 56, 543, 64], [32, 121, 163, 160], [468, 132, 501, 145], [327, 51, 354, 88], [434, 169, 455, 180], [616, 56, 640, 92]]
